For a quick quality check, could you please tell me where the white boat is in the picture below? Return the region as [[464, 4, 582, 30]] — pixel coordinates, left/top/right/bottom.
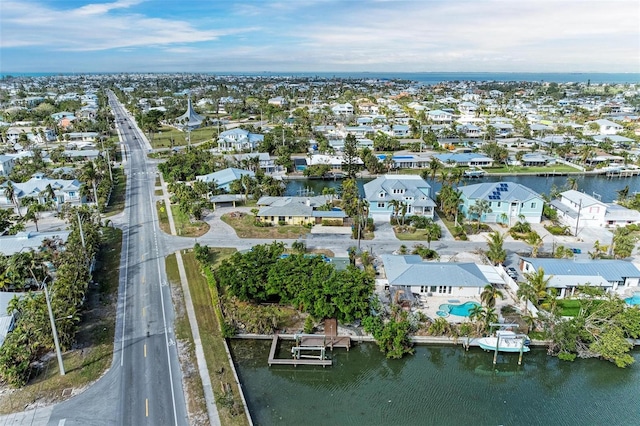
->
[[464, 168, 486, 178], [477, 330, 530, 353]]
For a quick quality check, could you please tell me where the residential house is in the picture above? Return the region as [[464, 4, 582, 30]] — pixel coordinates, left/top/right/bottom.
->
[[267, 96, 288, 107], [195, 167, 255, 192], [427, 109, 454, 124], [434, 153, 494, 167], [459, 182, 544, 224], [550, 190, 640, 229], [586, 119, 623, 135], [0, 174, 84, 208], [519, 257, 640, 298], [364, 175, 435, 220], [256, 195, 346, 226], [0, 155, 16, 177], [217, 128, 264, 151], [381, 254, 506, 298], [331, 103, 354, 116], [224, 153, 281, 174]]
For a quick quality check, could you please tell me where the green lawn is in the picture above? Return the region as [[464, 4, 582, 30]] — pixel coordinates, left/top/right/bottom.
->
[[103, 167, 126, 217], [149, 126, 218, 149], [156, 201, 210, 237], [166, 249, 248, 426], [557, 299, 603, 317], [0, 228, 122, 414], [221, 212, 310, 239], [393, 227, 440, 242]]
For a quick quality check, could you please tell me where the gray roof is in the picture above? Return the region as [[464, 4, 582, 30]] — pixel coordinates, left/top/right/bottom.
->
[[195, 168, 254, 186], [605, 204, 640, 222], [3, 177, 81, 198], [381, 255, 490, 288], [521, 258, 640, 282], [363, 175, 432, 204], [176, 97, 204, 127], [0, 231, 71, 256], [560, 190, 605, 208], [258, 203, 313, 217], [459, 182, 541, 203]]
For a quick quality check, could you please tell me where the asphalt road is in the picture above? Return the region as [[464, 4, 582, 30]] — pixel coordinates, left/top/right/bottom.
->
[[47, 93, 188, 426]]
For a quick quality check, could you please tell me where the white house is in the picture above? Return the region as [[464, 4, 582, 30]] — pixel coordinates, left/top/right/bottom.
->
[[519, 257, 640, 298], [586, 119, 623, 135], [427, 109, 454, 124], [331, 103, 354, 116], [550, 190, 640, 229], [0, 175, 84, 208], [381, 255, 506, 298], [195, 167, 254, 192], [218, 128, 264, 151]]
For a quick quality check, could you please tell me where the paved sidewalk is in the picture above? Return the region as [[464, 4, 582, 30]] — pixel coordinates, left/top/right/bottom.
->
[[0, 406, 52, 426]]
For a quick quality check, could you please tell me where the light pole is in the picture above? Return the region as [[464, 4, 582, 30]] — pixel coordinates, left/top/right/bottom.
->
[[29, 268, 66, 376]]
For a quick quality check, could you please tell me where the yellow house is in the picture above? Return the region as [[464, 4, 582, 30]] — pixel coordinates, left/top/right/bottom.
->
[[256, 196, 347, 226]]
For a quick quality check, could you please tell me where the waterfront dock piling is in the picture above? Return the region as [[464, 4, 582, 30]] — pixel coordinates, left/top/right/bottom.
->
[[267, 333, 351, 367]]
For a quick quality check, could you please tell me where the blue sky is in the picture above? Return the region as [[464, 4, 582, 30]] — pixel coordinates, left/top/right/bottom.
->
[[1, 0, 639, 73]]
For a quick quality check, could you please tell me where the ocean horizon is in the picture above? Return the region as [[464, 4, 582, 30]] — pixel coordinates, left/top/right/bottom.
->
[[1, 71, 639, 84]]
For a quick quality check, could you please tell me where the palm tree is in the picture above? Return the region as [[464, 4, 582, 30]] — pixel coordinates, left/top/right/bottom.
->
[[4, 181, 22, 218], [427, 157, 441, 181], [566, 177, 578, 191], [485, 231, 506, 265], [387, 199, 402, 221], [480, 284, 504, 308], [516, 281, 536, 315], [523, 267, 552, 306], [80, 161, 100, 206], [525, 232, 543, 257]]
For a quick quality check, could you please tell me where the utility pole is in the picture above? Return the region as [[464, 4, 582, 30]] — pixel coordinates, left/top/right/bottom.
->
[[77, 210, 86, 250], [29, 269, 65, 376], [575, 199, 582, 237]]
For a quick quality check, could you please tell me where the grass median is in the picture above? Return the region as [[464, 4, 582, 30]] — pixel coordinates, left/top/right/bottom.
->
[[166, 248, 248, 426]]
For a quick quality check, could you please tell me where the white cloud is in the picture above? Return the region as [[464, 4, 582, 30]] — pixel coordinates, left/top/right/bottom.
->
[[0, 1, 254, 51]]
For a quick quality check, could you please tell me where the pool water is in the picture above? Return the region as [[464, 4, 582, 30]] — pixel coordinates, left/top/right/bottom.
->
[[624, 293, 640, 306], [438, 301, 481, 317]]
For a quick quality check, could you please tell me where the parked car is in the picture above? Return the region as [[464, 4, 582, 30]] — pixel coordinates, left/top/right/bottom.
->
[[506, 267, 519, 279], [571, 248, 582, 254]]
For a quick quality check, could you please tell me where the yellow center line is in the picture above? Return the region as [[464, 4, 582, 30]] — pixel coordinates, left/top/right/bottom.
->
[[144, 344, 147, 358], [142, 307, 146, 317], [142, 276, 145, 285], [145, 399, 149, 417]]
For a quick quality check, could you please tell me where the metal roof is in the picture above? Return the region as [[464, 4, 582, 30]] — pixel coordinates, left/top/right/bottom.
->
[[521, 258, 640, 282], [381, 255, 497, 288], [459, 182, 542, 203]]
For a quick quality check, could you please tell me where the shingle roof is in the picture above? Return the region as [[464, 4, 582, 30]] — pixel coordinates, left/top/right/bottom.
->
[[195, 168, 254, 186]]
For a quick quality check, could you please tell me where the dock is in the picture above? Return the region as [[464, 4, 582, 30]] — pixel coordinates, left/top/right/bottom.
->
[[267, 333, 351, 367]]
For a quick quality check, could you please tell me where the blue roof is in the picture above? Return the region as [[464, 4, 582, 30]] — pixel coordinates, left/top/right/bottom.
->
[[521, 258, 640, 282]]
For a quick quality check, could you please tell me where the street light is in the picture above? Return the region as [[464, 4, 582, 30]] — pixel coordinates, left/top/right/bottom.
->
[[28, 268, 66, 376]]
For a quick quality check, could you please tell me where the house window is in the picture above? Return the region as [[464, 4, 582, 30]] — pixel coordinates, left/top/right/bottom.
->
[[377, 202, 385, 208], [69, 192, 75, 197], [531, 202, 536, 209], [420, 286, 429, 293], [379, 192, 385, 198], [497, 202, 501, 207]]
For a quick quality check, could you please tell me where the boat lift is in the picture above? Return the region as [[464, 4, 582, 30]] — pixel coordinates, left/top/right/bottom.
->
[[489, 323, 529, 366]]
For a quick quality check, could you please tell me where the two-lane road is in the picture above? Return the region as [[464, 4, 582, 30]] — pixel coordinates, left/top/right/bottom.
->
[[47, 93, 188, 425]]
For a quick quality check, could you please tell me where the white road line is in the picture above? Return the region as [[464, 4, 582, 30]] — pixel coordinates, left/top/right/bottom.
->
[[147, 163, 180, 426]]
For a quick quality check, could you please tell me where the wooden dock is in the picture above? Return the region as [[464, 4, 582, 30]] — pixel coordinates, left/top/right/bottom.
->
[[267, 333, 350, 367]]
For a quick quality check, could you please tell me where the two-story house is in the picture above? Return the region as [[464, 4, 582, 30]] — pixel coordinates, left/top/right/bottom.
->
[[550, 190, 640, 229], [459, 182, 544, 224], [364, 175, 435, 220]]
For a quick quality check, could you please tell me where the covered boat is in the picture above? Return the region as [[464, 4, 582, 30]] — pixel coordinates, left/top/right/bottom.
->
[[477, 330, 530, 353]]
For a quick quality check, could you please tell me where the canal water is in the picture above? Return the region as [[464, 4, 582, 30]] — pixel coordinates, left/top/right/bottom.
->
[[285, 175, 640, 203], [230, 340, 640, 426]]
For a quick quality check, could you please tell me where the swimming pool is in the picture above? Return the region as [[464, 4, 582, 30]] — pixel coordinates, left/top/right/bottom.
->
[[624, 292, 640, 306], [438, 301, 481, 317]]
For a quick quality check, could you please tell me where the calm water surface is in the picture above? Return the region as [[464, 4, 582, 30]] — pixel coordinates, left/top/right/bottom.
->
[[231, 340, 640, 426], [285, 175, 640, 203]]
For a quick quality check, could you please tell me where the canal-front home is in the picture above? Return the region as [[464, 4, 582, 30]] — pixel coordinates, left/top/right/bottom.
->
[[550, 190, 640, 229], [381, 254, 506, 298], [364, 175, 435, 221], [519, 257, 640, 298], [459, 182, 544, 225]]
